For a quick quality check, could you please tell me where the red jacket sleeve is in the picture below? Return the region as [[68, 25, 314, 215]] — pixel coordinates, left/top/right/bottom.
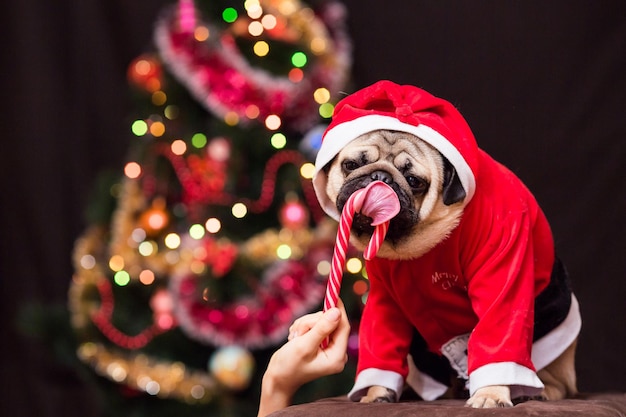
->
[[462, 203, 553, 375]]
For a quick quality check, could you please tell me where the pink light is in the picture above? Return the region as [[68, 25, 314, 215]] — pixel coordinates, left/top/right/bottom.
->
[[178, 0, 196, 33]]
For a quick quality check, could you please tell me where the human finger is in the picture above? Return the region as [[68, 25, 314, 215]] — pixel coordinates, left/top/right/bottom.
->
[[288, 311, 323, 340], [300, 307, 342, 346]]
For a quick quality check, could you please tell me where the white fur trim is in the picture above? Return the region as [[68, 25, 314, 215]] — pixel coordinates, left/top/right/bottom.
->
[[469, 362, 544, 399], [313, 114, 476, 220], [532, 294, 582, 370], [348, 368, 404, 402]]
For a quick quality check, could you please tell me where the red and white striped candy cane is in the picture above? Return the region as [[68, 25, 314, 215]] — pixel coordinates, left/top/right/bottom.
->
[[323, 186, 391, 311]]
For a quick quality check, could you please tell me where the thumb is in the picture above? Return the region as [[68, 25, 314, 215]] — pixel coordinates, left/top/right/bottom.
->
[[304, 308, 341, 345]]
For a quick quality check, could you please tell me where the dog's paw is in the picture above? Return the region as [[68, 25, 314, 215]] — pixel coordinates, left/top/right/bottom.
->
[[359, 386, 397, 403], [465, 386, 513, 408]]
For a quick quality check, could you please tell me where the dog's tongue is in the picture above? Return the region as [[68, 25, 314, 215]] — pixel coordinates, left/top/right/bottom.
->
[[357, 181, 400, 225]]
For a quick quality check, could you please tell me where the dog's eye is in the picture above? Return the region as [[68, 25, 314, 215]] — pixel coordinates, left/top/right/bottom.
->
[[406, 176, 429, 194], [342, 160, 360, 172]]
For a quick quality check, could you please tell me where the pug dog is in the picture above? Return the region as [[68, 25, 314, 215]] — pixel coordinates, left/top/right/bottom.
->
[[312, 81, 581, 409]]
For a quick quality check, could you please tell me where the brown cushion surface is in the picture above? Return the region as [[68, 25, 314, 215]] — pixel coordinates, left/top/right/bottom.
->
[[269, 393, 626, 416]]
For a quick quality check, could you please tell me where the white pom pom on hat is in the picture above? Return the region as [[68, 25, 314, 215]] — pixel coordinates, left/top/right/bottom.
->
[[313, 80, 478, 221]]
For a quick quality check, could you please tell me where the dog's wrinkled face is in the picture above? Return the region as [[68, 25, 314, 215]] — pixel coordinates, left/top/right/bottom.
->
[[325, 130, 466, 260]]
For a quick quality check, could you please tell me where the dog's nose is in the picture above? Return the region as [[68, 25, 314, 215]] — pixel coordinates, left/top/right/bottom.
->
[[370, 170, 393, 184]]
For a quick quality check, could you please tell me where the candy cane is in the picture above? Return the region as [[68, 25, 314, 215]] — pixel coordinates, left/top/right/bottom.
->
[[323, 182, 398, 312]]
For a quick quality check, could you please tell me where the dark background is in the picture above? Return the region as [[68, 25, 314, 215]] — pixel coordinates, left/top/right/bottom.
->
[[1, 1, 624, 415]]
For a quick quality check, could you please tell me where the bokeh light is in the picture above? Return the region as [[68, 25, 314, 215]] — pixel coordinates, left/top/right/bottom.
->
[[139, 269, 155, 285], [114, 271, 131, 286], [265, 114, 281, 130], [131, 120, 148, 136], [164, 233, 181, 249], [124, 162, 142, 179], [319, 102, 334, 118], [189, 224, 205, 239], [205, 218, 222, 233], [194, 26, 210, 41], [254, 41, 270, 57], [232, 203, 248, 218], [222, 7, 238, 23], [171, 139, 187, 155], [270, 133, 287, 149], [248, 21, 263, 36], [313, 87, 330, 104], [291, 52, 307, 68], [299, 162, 315, 179], [191, 132, 208, 148]]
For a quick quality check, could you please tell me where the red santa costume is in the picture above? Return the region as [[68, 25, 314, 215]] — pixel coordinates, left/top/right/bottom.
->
[[312, 81, 581, 401]]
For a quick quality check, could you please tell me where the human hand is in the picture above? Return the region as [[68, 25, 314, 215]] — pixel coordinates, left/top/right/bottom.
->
[[258, 301, 350, 416]]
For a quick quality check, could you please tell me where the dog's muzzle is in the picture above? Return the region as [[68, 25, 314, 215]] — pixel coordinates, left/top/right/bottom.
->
[[336, 173, 418, 243]]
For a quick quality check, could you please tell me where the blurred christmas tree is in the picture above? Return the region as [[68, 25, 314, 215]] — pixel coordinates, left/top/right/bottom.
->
[[33, 0, 370, 415]]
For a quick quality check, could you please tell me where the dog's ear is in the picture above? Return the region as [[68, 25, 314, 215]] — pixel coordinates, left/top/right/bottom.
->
[[442, 156, 466, 206]]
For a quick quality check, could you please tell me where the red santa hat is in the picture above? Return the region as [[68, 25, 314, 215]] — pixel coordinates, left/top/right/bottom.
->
[[313, 80, 479, 221]]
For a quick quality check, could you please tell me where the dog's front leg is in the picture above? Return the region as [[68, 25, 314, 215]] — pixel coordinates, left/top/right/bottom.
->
[[360, 386, 397, 403], [466, 385, 513, 408]]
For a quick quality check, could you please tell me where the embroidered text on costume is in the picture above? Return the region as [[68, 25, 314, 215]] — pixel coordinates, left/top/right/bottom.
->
[[431, 271, 466, 291]]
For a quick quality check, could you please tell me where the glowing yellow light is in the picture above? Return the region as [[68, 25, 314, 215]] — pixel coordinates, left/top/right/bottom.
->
[[319, 102, 334, 118], [189, 224, 205, 239], [205, 218, 221, 233], [131, 120, 148, 136], [253, 41, 270, 57], [194, 25, 210, 41], [109, 255, 125, 271], [313, 87, 330, 104], [288, 68, 303, 83], [139, 269, 155, 285], [310, 37, 327, 54], [80, 254, 96, 270], [265, 114, 281, 130], [138, 241, 156, 256], [346, 257, 363, 273], [245, 104, 260, 119], [164, 105, 179, 120], [317, 260, 331, 276], [232, 203, 248, 218], [270, 132, 287, 149], [152, 91, 167, 106], [164, 233, 181, 249], [124, 162, 142, 179], [276, 244, 292, 259], [171, 139, 187, 155], [150, 121, 166, 137], [261, 14, 277, 29], [224, 111, 239, 126], [300, 162, 315, 179], [114, 271, 131, 286], [246, 2, 263, 19], [248, 21, 263, 36]]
